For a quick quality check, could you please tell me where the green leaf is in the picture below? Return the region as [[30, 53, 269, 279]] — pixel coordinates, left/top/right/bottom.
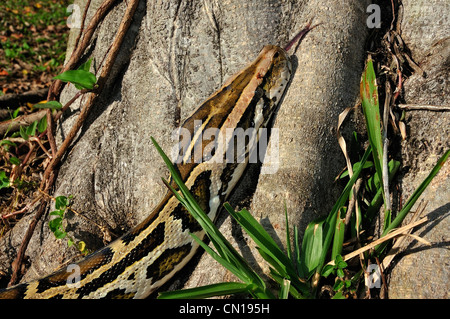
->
[[9, 156, 20, 165], [19, 125, 29, 140], [321, 264, 335, 278], [37, 115, 47, 133], [331, 208, 346, 261], [333, 279, 345, 291], [360, 58, 384, 202], [54, 69, 97, 90], [0, 171, 10, 189], [307, 146, 372, 279], [224, 205, 290, 270], [33, 101, 63, 110], [365, 160, 401, 223], [300, 219, 325, 279], [151, 137, 274, 299], [376, 149, 449, 253], [0, 140, 17, 150], [48, 217, 63, 232], [279, 279, 291, 299], [269, 268, 303, 299], [339, 161, 373, 179], [54, 229, 67, 239], [224, 204, 309, 295], [78, 58, 93, 72], [55, 195, 69, 210], [50, 210, 64, 218], [158, 282, 251, 299], [336, 255, 348, 269], [26, 120, 38, 137], [332, 291, 346, 299], [12, 107, 21, 119]]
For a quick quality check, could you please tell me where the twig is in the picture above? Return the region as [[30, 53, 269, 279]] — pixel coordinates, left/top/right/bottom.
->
[[326, 217, 428, 266], [382, 81, 391, 212], [396, 104, 450, 111], [29, 137, 52, 159], [344, 178, 362, 229], [381, 201, 428, 270], [8, 175, 55, 286], [45, 109, 57, 158], [1, 194, 43, 220], [73, 0, 92, 51], [375, 256, 388, 298], [8, 0, 140, 287], [42, 0, 139, 188], [0, 89, 88, 137], [47, 0, 119, 101], [0, 88, 48, 109], [0, 110, 47, 136]]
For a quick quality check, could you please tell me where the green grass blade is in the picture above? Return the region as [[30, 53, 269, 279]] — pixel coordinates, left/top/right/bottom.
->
[[189, 233, 247, 281], [151, 137, 273, 298], [158, 282, 251, 299], [331, 207, 346, 261], [299, 219, 324, 278], [269, 268, 304, 299], [224, 205, 294, 275], [294, 225, 301, 274], [279, 279, 291, 299], [377, 149, 449, 252], [284, 202, 293, 263], [365, 159, 401, 223], [224, 203, 309, 295], [308, 146, 372, 280], [360, 58, 384, 202]]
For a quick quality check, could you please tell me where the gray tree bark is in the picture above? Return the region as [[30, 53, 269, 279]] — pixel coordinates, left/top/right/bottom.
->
[[386, 0, 449, 299], [0, 0, 447, 298]]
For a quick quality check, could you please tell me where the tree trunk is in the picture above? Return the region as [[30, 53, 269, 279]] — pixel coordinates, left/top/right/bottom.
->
[[0, 0, 447, 298]]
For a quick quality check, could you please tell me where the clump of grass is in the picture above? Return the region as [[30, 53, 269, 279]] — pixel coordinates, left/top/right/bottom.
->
[[152, 56, 448, 299]]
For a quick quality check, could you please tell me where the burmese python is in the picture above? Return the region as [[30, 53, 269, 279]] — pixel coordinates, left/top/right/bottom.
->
[[0, 24, 313, 299]]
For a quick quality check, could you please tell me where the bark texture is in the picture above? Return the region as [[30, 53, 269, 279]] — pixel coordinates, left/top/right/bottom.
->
[[0, 0, 447, 298], [386, 0, 449, 299]]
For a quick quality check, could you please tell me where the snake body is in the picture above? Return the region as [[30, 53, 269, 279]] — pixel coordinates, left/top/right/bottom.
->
[[0, 44, 293, 299]]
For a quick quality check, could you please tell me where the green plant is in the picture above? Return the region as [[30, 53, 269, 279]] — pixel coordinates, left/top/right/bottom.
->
[[48, 195, 89, 255], [321, 255, 351, 295], [0, 171, 10, 189], [149, 55, 448, 299], [53, 58, 97, 90]]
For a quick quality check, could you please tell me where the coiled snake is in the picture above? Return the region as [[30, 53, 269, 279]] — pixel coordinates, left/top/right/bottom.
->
[[0, 24, 313, 299]]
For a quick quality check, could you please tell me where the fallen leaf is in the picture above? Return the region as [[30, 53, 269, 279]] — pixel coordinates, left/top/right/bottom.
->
[[11, 33, 24, 40]]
